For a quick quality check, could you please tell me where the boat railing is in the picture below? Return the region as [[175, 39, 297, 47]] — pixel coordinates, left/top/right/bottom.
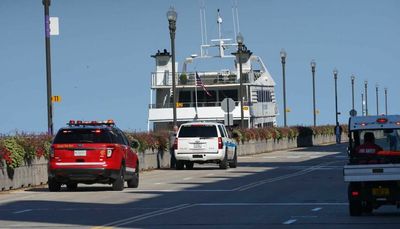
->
[[151, 71, 250, 87], [149, 100, 246, 109]]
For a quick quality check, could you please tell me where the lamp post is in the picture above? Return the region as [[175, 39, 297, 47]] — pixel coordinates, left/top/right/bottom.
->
[[385, 87, 388, 115], [361, 92, 365, 116], [236, 33, 245, 128], [280, 49, 287, 127], [231, 33, 252, 128], [167, 7, 177, 129], [333, 68, 339, 125], [375, 83, 379, 115], [364, 80, 368, 116], [310, 60, 316, 126], [351, 74, 355, 110], [42, 0, 53, 135]]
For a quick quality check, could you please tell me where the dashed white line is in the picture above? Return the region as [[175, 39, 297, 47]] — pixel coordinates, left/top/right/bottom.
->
[[13, 209, 32, 214], [183, 177, 192, 181], [283, 219, 297, 225], [311, 207, 322, 212]]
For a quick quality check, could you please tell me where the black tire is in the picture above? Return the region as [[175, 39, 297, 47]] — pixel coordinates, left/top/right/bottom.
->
[[363, 202, 373, 214], [48, 178, 61, 192], [66, 183, 78, 191], [229, 148, 238, 168], [176, 160, 185, 170], [219, 150, 228, 169], [349, 200, 363, 216], [185, 161, 194, 170], [127, 166, 139, 188], [112, 166, 125, 191]]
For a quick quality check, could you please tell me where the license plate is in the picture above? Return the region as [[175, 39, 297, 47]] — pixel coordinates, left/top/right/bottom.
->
[[372, 187, 390, 196], [193, 143, 203, 149], [74, 150, 87, 157]]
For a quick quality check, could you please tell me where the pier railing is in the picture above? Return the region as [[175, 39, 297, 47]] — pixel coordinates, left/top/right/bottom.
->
[[151, 71, 250, 87]]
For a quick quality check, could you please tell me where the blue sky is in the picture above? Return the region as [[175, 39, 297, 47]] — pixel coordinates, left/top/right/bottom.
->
[[1, 0, 400, 133]]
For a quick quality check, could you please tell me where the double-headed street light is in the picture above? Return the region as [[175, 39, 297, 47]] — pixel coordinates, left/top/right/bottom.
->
[[167, 7, 177, 129], [351, 74, 355, 110], [310, 60, 316, 126], [375, 83, 379, 115], [333, 68, 339, 125], [364, 80, 369, 116], [232, 33, 252, 128], [280, 49, 287, 127]]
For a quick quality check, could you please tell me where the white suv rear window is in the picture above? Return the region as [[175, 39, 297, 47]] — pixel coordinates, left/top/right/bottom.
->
[[178, 125, 218, 138]]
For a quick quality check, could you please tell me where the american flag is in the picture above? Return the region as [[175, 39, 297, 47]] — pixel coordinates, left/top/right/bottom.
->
[[196, 72, 212, 97]]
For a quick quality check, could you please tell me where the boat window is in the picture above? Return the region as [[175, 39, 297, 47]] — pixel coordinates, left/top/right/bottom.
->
[[219, 90, 238, 101]]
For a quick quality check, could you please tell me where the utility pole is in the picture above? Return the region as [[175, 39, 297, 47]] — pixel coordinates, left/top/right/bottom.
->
[[43, 0, 53, 135]]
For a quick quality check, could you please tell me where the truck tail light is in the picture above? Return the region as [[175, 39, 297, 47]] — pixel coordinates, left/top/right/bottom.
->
[[218, 137, 223, 149], [106, 148, 113, 158], [351, 191, 359, 197], [173, 138, 178, 150]]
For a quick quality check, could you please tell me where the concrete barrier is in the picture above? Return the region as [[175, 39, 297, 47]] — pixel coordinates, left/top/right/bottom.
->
[[0, 134, 343, 191]]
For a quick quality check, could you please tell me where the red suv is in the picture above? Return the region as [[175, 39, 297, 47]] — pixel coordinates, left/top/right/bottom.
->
[[48, 120, 139, 191]]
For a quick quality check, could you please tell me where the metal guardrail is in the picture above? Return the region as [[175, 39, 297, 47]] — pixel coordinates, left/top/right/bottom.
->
[[149, 101, 244, 109], [151, 71, 250, 87]]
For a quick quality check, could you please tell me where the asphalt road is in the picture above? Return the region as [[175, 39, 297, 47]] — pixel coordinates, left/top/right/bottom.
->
[[1, 143, 400, 228]]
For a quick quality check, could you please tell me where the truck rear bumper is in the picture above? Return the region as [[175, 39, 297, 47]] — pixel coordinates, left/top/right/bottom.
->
[[344, 164, 400, 182]]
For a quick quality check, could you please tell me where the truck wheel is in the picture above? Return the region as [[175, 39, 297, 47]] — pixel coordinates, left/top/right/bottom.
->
[[176, 160, 185, 170], [219, 150, 228, 169], [349, 200, 363, 216], [48, 178, 61, 192], [66, 183, 78, 191], [127, 166, 139, 188], [185, 161, 194, 169], [363, 202, 373, 214], [112, 166, 125, 191], [229, 148, 238, 168]]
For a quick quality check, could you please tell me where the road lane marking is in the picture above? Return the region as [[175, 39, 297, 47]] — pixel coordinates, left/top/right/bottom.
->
[[101, 204, 193, 227], [311, 207, 322, 212], [283, 219, 297, 225], [135, 189, 233, 192], [196, 202, 347, 206], [234, 160, 341, 191], [183, 177, 192, 180], [154, 182, 163, 185], [13, 209, 32, 214]]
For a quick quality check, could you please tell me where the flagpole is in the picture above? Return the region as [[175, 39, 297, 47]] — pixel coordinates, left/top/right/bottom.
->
[[195, 72, 198, 120]]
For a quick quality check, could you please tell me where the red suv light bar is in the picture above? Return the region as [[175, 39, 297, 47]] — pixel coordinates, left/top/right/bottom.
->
[[376, 118, 388, 124], [67, 120, 115, 126]]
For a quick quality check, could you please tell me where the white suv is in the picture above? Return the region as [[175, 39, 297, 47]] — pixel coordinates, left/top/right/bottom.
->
[[173, 122, 237, 169]]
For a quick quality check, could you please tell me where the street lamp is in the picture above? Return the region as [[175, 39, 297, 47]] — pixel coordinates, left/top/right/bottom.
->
[[364, 80, 368, 116], [351, 74, 355, 110], [375, 83, 379, 115], [361, 92, 365, 116], [280, 49, 287, 127], [310, 60, 316, 126], [167, 7, 177, 129], [333, 68, 339, 125], [385, 87, 388, 115], [232, 33, 252, 128]]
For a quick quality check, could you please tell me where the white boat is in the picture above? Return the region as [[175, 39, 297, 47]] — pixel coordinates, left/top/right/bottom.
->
[[148, 9, 278, 131]]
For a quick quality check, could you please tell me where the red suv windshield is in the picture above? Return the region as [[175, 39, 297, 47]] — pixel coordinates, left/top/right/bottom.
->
[[53, 128, 114, 144]]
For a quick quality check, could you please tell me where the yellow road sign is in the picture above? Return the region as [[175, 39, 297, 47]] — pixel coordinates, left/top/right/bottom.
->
[[52, 95, 61, 102]]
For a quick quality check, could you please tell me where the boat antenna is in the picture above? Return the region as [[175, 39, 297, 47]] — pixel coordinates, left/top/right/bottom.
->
[[231, 1, 237, 37], [199, 1, 205, 46], [217, 9, 223, 40], [235, 2, 241, 33]]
